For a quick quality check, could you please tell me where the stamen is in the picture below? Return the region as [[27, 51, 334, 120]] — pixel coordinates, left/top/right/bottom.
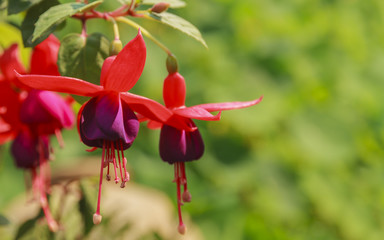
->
[[94, 140, 106, 224], [33, 165, 58, 232], [116, 143, 124, 184], [182, 190, 192, 203], [40, 184, 59, 232], [111, 143, 119, 183], [38, 138, 51, 193], [179, 163, 191, 203], [106, 142, 111, 181], [120, 140, 130, 182], [55, 129, 65, 148], [31, 168, 39, 201]]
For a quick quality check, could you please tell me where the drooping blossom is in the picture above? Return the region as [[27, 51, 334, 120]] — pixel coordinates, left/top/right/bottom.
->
[[144, 65, 263, 234], [30, 34, 61, 76], [0, 36, 75, 231], [16, 31, 190, 225]]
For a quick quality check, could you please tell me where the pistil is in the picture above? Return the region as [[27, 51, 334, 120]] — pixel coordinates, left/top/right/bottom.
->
[[93, 141, 106, 225]]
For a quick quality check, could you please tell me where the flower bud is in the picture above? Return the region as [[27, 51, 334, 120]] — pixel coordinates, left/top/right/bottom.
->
[[151, 2, 170, 13], [166, 54, 178, 74], [110, 39, 123, 56], [163, 72, 186, 108]]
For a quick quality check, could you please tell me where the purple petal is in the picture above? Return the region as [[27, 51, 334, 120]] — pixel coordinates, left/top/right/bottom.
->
[[11, 130, 49, 169], [79, 97, 105, 148], [37, 91, 74, 128], [20, 90, 74, 134], [159, 120, 204, 164], [79, 93, 139, 149]]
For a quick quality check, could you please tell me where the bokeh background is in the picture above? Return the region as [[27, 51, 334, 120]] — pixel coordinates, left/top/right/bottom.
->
[[1, 0, 384, 239]]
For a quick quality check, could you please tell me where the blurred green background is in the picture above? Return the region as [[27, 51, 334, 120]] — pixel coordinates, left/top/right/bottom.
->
[[2, 0, 384, 239]]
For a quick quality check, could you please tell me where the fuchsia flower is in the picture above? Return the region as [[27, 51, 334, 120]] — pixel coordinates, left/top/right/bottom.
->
[[0, 36, 74, 232], [0, 44, 26, 86], [17, 31, 189, 225], [30, 35, 61, 76], [145, 70, 263, 234]]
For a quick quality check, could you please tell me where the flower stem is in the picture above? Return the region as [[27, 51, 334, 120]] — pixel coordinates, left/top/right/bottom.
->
[[115, 16, 173, 56], [108, 17, 120, 40]]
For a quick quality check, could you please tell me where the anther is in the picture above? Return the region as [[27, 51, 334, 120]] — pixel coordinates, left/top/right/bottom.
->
[[182, 190, 192, 203], [114, 177, 120, 183]]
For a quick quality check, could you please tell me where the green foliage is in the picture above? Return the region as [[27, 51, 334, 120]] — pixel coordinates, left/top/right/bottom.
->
[[7, 0, 43, 15], [147, 11, 208, 48], [2, 0, 384, 240], [14, 209, 45, 240], [78, 180, 97, 236], [21, 0, 60, 47], [31, 1, 102, 43], [0, 214, 9, 226], [57, 32, 110, 103], [141, 0, 186, 8]]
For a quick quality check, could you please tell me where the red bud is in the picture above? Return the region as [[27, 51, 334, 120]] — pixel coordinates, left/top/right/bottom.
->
[[151, 2, 170, 13]]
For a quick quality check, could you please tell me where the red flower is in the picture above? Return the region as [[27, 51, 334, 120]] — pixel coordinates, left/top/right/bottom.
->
[[0, 44, 26, 88], [146, 71, 263, 234], [30, 34, 61, 76], [0, 37, 74, 232], [17, 31, 189, 224]]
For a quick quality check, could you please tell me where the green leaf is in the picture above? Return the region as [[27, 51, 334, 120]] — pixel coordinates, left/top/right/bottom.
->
[[31, 1, 103, 43], [140, 0, 186, 8], [15, 209, 44, 240], [0, 214, 9, 225], [21, 0, 60, 47], [7, 0, 42, 15], [79, 180, 97, 236], [57, 33, 110, 103], [147, 12, 207, 48]]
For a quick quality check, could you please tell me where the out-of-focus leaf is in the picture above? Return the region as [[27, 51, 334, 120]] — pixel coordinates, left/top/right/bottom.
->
[[14, 209, 44, 240], [57, 33, 109, 103], [7, 0, 42, 15], [21, 0, 60, 47], [140, 0, 186, 8], [79, 180, 97, 236], [0, 214, 9, 225], [146, 12, 207, 48], [31, 1, 102, 43]]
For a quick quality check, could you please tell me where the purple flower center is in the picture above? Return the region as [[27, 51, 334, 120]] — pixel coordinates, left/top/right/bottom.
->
[[159, 119, 204, 164], [11, 129, 49, 169], [79, 92, 139, 149]]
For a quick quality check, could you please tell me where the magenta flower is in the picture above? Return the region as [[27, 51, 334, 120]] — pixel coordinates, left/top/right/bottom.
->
[[30, 34, 61, 76], [145, 71, 263, 234], [17, 31, 189, 224], [0, 37, 75, 231], [0, 44, 26, 86]]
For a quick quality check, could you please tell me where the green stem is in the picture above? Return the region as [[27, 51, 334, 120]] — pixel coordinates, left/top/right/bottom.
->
[[109, 17, 120, 40], [115, 16, 172, 56]]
